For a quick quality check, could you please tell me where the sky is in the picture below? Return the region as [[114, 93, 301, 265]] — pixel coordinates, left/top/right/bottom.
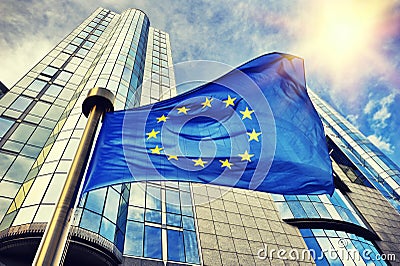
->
[[0, 0, 399, 167]]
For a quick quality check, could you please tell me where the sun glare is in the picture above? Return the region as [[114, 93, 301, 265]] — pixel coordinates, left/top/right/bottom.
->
[[292, 0, 395, 96], [302, 1, 384, 69]]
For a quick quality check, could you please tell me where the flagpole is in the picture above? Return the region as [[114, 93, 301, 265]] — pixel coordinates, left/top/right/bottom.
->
[[33, 87, 114, 266]]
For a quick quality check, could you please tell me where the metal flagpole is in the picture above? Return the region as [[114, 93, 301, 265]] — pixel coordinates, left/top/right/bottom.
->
[[33, 87, 114, 266]]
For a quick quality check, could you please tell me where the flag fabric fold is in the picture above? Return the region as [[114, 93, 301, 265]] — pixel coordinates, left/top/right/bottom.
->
[[83, 52, 334, 195]]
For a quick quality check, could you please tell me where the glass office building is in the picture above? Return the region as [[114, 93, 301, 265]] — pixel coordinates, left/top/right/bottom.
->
[[0, 7, 399, 266]]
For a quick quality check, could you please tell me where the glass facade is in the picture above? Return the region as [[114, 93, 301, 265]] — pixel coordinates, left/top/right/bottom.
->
[[272, 189, 367, 228], [0, 6, 399, 266], [123, 182, 199, 263], [301, 228, 389, 266], [309, 90, 400, 212]]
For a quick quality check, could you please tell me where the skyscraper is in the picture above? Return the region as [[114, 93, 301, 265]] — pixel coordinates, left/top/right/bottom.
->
[[0, 7, 399, 266]]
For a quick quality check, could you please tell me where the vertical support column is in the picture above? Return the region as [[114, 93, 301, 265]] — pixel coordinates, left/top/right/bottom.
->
[[33, 87, 115, 266]]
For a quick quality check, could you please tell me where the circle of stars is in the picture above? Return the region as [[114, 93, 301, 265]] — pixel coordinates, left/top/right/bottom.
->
[[146, 94, 260, 170]]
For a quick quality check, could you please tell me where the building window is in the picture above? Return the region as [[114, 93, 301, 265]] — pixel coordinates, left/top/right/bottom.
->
[[124, 182, 200, 264], [0, 117, 13, 140], [272, 189, 366, 228], [300, 229, 388, 265]]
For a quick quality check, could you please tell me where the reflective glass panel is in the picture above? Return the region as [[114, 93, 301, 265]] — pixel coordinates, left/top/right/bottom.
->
[[167, 230, 185, 262], [124, 221, 144, 256], [28, 80, 47, 92], [10, 96, 32, 111], [0, 117, 13, 138], [144, 226, 161, 259], [80, 210, 101, 233], [42, 66, 58, 77], [184, 230, 200, 264]]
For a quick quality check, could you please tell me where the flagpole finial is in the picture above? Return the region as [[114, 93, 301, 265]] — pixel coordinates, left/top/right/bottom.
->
[[82, 87, 115, 117]]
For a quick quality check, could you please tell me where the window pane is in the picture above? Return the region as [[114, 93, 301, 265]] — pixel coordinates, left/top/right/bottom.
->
[[0, 181, 20, 198], [10, 96, 32, 111], [180, 192, 193, 217], [287, 201, 307, 217], [29, 101, 50, 117], [28, 80, 47, 92], [100, 218, 115, 242], [301, 234, 329, 264], [274, 202, 294, 219], [80, 210, 101, 233], [85, 188, 106, 214], [45, 105, 63, 121], [144, 226, 161, 259], [146, 185, 161, 210], [28, 126, 51, 147], [42, 66, 58, 76], [0, 152, 16, 176], [145, 209, 161, 224], [300, 201, 320, 218], [124, 221, 144, 256], [89, 35, 98, 42], [46, 84, 63, 97], [129, 183, 145, 207], [167, 230, 185, 262], [4, 155, 35, 182], [77, 48, 88, 57], [127, 206, 144, 222], [166, 190, 180, 214], [58, 88, 74, 101], [184, 230, 200, 264], [182, 216, 195, 230], [83, 41, 94, 49], [3, 140, 24, 153], [167, 213, 181, 227], [9, 123, 35, 143], [103, 188, 120, 221], [0, 117, 13, 138], [57, 71, 73, 82]]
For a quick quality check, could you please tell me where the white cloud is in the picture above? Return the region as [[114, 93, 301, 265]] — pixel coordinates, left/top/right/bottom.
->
[[0, 37, 54, 87], [372, 106, 391, 125], [371, 93, 395, 129], [0, 0, 90, 86], [367, 135, 394, 154], [363, 99, 375, 114]]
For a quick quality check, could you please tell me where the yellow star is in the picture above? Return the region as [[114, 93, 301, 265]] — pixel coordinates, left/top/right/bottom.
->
[[146, 129, 160, 139], [192, 158, 207, 167], [223, 95, 236, 107], [240, 107, 254, 120], [201, 97, 213, 108], [238, 150, 254, 162], [167, 154, 178, 160], [150, 145, 163, 154], [247, 129, 262, 142], [177, 106, 190, 114], [219, 159, 233, 169], [156, 114, 168, 123]]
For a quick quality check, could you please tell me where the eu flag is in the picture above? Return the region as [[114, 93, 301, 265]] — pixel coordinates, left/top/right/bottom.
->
[[83, 52, 333, 195]]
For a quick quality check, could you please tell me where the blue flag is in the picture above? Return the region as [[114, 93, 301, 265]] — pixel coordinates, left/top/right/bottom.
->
[[83, 52, 333, 195]]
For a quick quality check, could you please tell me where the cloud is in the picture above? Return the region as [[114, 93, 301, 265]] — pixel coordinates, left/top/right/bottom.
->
[[0, 0, 92, 86], [0, 37, 54, 87], [363, 98, 375, 114], [367, 134, 394, 154], [371, 93, 395, 129]]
